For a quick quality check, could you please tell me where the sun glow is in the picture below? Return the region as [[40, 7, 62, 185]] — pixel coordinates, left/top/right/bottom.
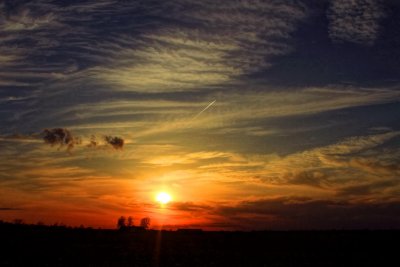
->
[[156, 192, 172, 204]]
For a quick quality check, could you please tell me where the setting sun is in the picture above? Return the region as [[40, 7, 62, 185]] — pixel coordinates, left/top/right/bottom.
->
[[156, 192, 172, 204]]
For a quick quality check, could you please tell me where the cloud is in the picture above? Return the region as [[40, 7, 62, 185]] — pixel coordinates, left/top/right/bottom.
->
[[44, 85, 400, 141], [87, 135, 98, 148], [42, 128, 80, 151], [282, 170, 328, 188], [337, 180, 400, 196], [0, 7, 55, 32], [213, 197, 400, 230], [195, 131, 400, 199], [348, 156, 400, 175], [83, 134, 126, 151], [318, 130, 399, 155], [89, 0, 307, 92], [170, 201, 212, 212], [143, 151, 235, 166], [0, 1, 65, 94], [271, 132, 400, 188], [0, 133, 40, 143], [327, 0, 385, 45], [166, 197, 400, 230], [0, 207, 22, 211], [104, 135, 124, 150], [1, 128, 126, 153], [1, 1, 398, 140]]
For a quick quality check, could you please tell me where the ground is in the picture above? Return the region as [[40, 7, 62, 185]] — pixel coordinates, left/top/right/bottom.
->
[[0, 224, 398, 266]]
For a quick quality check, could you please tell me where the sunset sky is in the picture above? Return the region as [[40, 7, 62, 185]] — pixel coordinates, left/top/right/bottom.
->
[[1, 0, 400, 230]]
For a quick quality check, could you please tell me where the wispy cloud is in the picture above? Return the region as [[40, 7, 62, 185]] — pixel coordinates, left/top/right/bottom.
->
[[1, 8, 55, 32], [327, 0, 385, 45], [86, 0, 307, 92], [195, 131, 400, 197]]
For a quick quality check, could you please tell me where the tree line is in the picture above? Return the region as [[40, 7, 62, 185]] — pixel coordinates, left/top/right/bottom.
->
[[0, 217, 152, 231], [117, 216, 150, 231]]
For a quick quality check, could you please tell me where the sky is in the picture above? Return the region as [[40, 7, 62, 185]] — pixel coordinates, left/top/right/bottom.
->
[[0, 0, 400, 230]]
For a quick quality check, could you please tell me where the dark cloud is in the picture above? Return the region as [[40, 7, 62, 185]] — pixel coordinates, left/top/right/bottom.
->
[[42, 128, 80, 151], [104, 135, 124, 150], [282, 170, 329, 188], [168, 197, 400, 230], [1, 129, 126, 152], [0, 207, 22, 211], [337, 180, 400, 196], [214, 197, 400, 230], [87, 134, 97, 148], [86, 134, 125, 151], [170, 202, 211, 212]]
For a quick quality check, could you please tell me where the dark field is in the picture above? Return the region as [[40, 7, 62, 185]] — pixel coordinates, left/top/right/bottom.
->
[[0, 224, 398, 267]]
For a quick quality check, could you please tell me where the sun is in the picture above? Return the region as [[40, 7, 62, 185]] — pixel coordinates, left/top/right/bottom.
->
[[156, 192, 172, 204]]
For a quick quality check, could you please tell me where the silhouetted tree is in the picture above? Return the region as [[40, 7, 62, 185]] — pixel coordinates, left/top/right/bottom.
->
[[127, 216, 134, 227], [140, 217, 150, 229], [13, 219, 24, 225], [117, 216, 126, 230]]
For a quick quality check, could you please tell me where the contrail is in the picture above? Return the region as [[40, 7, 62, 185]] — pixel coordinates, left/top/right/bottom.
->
[[193, 100, 216, 119]]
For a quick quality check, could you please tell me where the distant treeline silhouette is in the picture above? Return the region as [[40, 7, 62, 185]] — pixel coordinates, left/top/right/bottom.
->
[[117, 216, 151, 231], [0, 219, 95, 230], [0, 217, 152, 231]]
